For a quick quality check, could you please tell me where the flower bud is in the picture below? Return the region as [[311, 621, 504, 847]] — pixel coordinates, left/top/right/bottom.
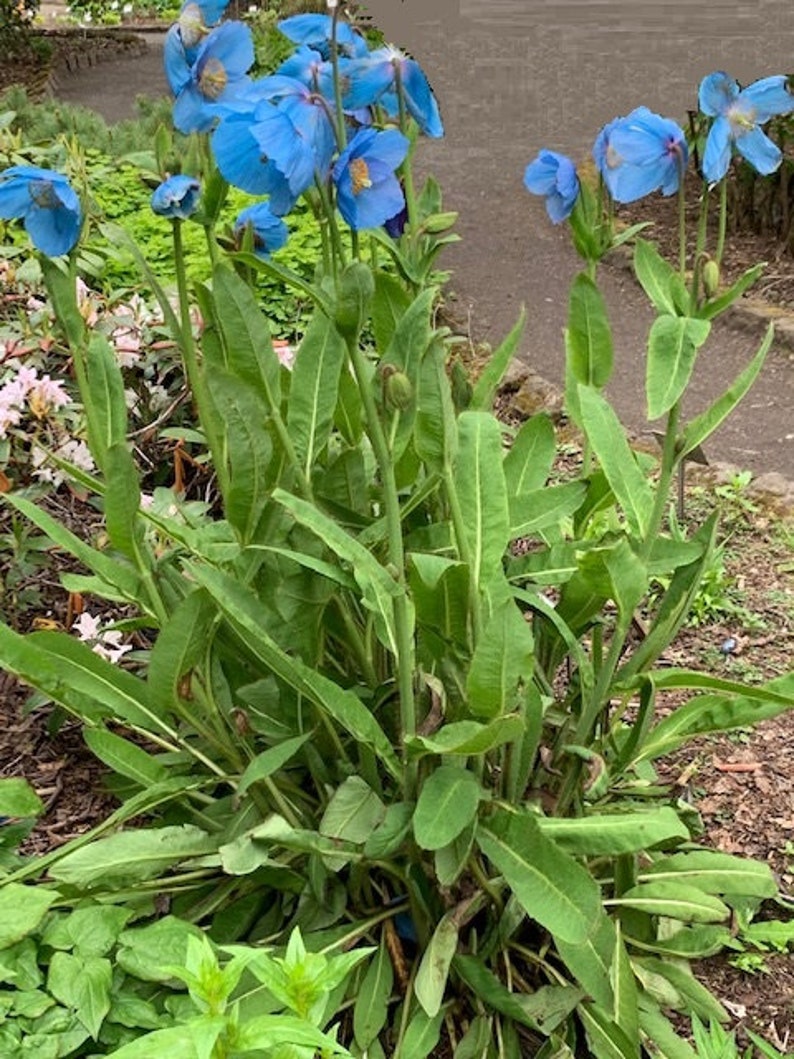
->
[[385, 369, 413, 411], [334, 261, 374, 341], [702, 258, 720, 298]]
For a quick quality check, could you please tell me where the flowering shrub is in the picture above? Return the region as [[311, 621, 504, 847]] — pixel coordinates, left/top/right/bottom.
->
[[0, 10, 793, 1059]]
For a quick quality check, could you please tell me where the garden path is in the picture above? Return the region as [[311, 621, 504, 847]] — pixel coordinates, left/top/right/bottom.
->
[[49, 1, 794, 476]]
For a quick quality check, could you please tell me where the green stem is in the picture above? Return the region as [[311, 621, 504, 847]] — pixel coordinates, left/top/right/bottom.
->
[[395, 65, 419, 233], [640, 401, 680, 565], [689, 181, 710, 312], [345, 337, 416, 785], [172, 219, 204, 404], [329, 5, 347, 150], [678, 164, 687, 279], [444, 463, 482, 644], [715, 177, 728, 266]]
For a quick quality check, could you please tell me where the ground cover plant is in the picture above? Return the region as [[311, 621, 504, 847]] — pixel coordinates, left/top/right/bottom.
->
[[1, 2, 794, 1056]]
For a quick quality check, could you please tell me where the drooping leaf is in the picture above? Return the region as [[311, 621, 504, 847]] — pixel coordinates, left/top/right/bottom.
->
[[48, 826, 216, 889], [83, 727, 168, 789], [536, 808, 689, 856], [607, 882, 729, 923], [477, 808, 601, 944], [238, 733, 312, 796], [638, 850, 776, 899], [147, 588, 218, 711], [406, 715, 525, 757]]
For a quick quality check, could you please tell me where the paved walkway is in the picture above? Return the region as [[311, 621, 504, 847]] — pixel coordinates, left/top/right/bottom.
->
[[46, 2, 794, 476]]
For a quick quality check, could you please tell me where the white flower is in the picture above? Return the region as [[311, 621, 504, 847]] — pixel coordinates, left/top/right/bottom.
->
[[72, 610, 133, 664]]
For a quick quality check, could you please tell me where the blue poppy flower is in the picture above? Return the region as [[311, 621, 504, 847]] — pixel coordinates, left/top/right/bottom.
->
[[699, 71, 794, 183], [234, 202, 289, 258], [342, 46, 443, 138], [0, 165, 81, 256], [278, 13, 367, 59], [593, 107, 688, 203], [212, 99, 317, 214], [171, 21, 254, 134], [151, 174, 201, 219], [333, 127, 409, 230], [243, 74, 337, 177], [523, 150, 579, 223]]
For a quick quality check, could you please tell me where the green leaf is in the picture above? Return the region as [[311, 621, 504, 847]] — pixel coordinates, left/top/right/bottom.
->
[[415, 337, 457, 470], [288, 311, 346, 476], [3, 494, 140, 600], [503, 413, 556, 495], [578, 1001, 638, 1059], [396, 1006, 444, 1059], [354, 938, 393, 1049], [274, 488, 404, 656], [509, 482, 587, 538], [634, 958, 727, 1022], [646, 315, 711, 419], [637, 668, 794, 761], [633, 238, 685, 317], [471, 309, 527, 409], [205, 373, 273, 544], [381, 287, 436, 459], [454, 956, 582, 1032], [363, 802, 414, 859], [409, 553, 469, 648], [414, 913, 458, 1017], [48, 905, 132, 958], [83, 333, 128, 472], [638, 850, 776, 898], [577, 386, 653, 537], [466, 597, 533, 718], [565, 273, 613, 387], [0, 626, 166, 733], [611, 928, 639, 1052], [83, 727, 168, 788], [680, 324, 773, 458], [697, 262, 764, 320], [48, 825, 216, 889], [0, 778, 44, 818], [435, 822, 475, 887], [40, 256, 85, 349], [607, 882, 729, 923], [147, 588, 218, 711], [95, 1015, 227, 1058], [48, 952, 112, 1039], [629, 925, 731, 959], [209, 264, 281, 409], [0, 884, 57, 948], [477, 809, 601, 945], [103, 442, 145, 564], [188, 564, 400, 779], [556, 916, 616, 1010], [406, 715, 525, 757], [413, 766, 483, 851], [454, 411, 509, 589], [371, 269, 412, 354], [319, 776, 385, 845], [238, 733, 311, 796], [638, 1002, 698, 1059], [536, 808, 688, 855]]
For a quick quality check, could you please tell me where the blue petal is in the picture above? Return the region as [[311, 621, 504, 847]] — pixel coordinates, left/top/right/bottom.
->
[[235, 202, 289, 257], [151, 175, 201, 219], [193, 0, 228, 26], [699, 71, 737, 118], [524, 152, 561, 196], [702, 115, 733, 183], [173, 84, 220, 133], [364, 128, 410, 170], [401, 58, 443, 137], [0, 176, 34, 219], [164, 23, 193, 94], [735, 125, 782, 175], [740, 75, 794, 123], [196, 21, 254, 80], [342, 54, 394, 109], [25, 200, 81, 256]]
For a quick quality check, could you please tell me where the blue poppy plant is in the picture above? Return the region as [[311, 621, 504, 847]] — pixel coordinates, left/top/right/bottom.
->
[[0, 165, 81, 256], [235, 202, 289, 258], [341, 46, 444, 138], [333, 127, 409, 231], [167, 21, 254, 134], [151, 174, 201, 219], [523, 150, 579, 223], [699, 71, 794, 183], [593, 107, 688, 203]]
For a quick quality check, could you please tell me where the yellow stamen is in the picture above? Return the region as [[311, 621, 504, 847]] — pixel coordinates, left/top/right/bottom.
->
[[350, 157, 373, 195], [200, 58, 227, 100]]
